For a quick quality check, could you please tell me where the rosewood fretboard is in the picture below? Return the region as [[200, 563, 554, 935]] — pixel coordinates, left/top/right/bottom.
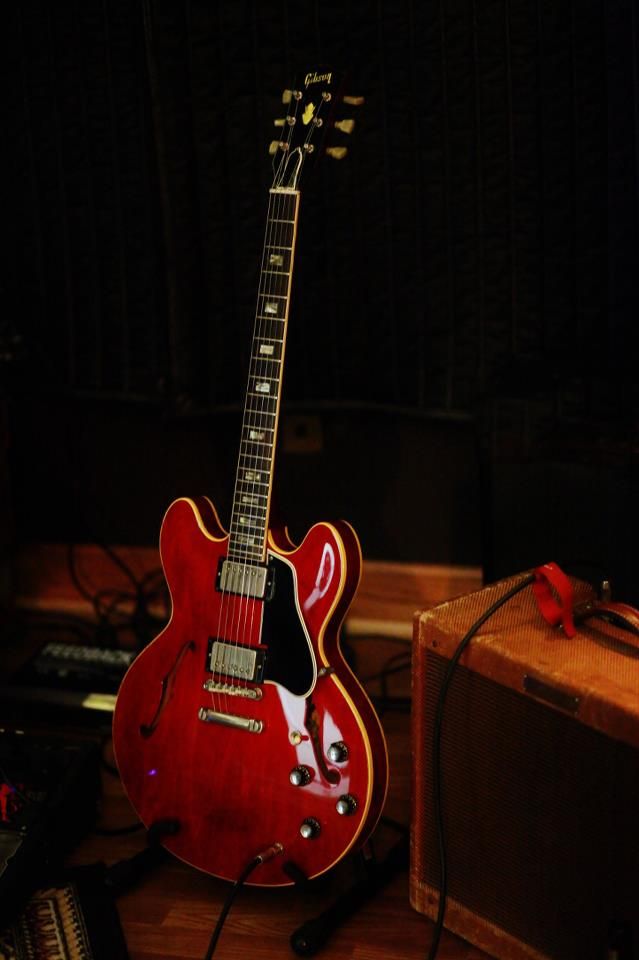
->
[[227, 187, 300, 564]]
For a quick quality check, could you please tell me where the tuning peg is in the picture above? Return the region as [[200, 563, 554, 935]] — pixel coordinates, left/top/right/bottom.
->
[[282, 89, 302, 104], [326, 146, 348, 160], [334, 118, 355, 135], [343, 95, 365, 106], [269, 140, 289, 155]]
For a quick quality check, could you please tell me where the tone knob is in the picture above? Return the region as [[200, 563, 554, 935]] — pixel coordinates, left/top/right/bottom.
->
[[335, 794, 358, 816], [327, 740, 349, 763], [289, 765, 312, 786], [299, 817, 321, 839]]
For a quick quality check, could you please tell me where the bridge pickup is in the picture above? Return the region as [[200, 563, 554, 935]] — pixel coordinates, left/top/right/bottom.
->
[[216, 558, 275, 600], [203, 680, 262, 700], [207, 638, 266, 683], [198, 707, 263, 734]]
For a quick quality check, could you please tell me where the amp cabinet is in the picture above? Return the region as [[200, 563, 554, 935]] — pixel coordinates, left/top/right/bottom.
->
[[410, 573, 639, 960]]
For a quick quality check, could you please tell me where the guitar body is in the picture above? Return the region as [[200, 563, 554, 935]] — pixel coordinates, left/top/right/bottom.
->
[[113, 496, 388, 885]]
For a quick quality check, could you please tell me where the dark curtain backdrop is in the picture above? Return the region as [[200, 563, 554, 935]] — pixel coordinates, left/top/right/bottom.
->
[[3, 0, 639, 576]]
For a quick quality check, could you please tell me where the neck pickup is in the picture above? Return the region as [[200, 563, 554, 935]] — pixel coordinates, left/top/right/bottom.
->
[[216, 557, 275, 600]]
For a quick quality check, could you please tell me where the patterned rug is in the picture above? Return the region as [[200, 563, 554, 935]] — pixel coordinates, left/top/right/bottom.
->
[[0, 867, 128, 960]]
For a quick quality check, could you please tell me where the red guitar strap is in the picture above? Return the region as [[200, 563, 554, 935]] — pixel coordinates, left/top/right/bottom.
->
[[533, 562, 576, 638]]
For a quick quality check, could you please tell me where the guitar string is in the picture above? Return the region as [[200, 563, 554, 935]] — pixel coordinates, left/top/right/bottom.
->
[[219, 185, 286, 701], [232, 116, 300, 695], [238, 185, 279, 697], [234, 186, 281, 692], [240, 185, 292, 690], [212, 88, 309, 709], [212, 187, 278, 712]]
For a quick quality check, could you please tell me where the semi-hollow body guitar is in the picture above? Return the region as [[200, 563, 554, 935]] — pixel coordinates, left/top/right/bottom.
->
[[112, 71, 388, 886]]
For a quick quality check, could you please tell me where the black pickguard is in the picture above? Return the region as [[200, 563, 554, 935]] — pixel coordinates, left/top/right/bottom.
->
[[261, 554, 315, 696]]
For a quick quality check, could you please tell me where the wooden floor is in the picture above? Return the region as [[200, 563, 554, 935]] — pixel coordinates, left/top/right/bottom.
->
[[5, 546, 488, 960]]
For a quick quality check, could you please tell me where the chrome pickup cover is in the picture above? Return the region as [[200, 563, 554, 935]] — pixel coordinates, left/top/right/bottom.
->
[[207, 639, 266, 683], [217, 559, 272, 599]]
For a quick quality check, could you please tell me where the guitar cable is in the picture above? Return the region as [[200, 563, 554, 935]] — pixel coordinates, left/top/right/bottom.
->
[[202, 843, 284, 960], [426, 573, 535, 960]]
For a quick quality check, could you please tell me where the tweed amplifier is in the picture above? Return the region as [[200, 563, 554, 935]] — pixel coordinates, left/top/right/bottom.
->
[[410, 573, 639, 960]]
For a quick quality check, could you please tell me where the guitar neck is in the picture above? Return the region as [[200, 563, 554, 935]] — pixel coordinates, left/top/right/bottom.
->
[[227, 187, 300, 564]]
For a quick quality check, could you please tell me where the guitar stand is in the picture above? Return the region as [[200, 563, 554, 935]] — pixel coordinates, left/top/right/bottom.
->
[[289, 822, 409, 957], [104, 819, 180, 896]]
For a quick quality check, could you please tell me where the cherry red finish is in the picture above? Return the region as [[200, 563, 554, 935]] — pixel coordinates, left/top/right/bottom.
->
[[113, 497, 388, 885]]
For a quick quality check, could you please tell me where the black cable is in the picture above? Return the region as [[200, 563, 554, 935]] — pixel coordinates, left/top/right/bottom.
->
[[65, 541, 168, 650], [202, 855, 263, 960], [362, 653, 411, 685], [94, 821, 144, 837], [348, 633, 411, 647], [426, 573, 535, 960]]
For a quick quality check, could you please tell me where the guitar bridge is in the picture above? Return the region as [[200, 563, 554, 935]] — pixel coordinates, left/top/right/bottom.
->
[[203, 679, 262, 700], [216, 558, 275, 600]]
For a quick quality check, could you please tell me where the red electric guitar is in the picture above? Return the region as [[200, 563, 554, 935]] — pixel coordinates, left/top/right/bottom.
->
[[113, 71, 388, 886]]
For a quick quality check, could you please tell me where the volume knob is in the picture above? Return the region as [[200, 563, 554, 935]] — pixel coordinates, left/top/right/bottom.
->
[[299, 817, 321, 839], [327, 740, 349, 763], [335, 794, 358, 816], [289, 765, 312, 786]]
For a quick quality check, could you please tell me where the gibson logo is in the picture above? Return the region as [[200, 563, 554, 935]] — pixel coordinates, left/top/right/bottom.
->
[[304, 71, 332, 87]]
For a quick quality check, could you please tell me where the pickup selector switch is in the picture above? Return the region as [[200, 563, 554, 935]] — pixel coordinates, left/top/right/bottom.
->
[[289, 765, 312, 786], [335, 794, 358, 816], [327, 740, 349, 763], [299, 818, 321, 839]]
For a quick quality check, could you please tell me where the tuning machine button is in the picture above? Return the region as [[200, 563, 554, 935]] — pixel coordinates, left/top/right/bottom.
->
[[269, 141, 289, 156], [335, 794, 358, 816], [334, 119, 355, 135], [289, 765, 313, 786], [343, 95, 365, 106], [300, 817, 321, 839], [327, 741, 349, 763], [326, 146, 348, 160]]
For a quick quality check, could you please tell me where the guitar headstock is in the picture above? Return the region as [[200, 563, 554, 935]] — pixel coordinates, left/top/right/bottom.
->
[[269, 71, 364, 190]]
